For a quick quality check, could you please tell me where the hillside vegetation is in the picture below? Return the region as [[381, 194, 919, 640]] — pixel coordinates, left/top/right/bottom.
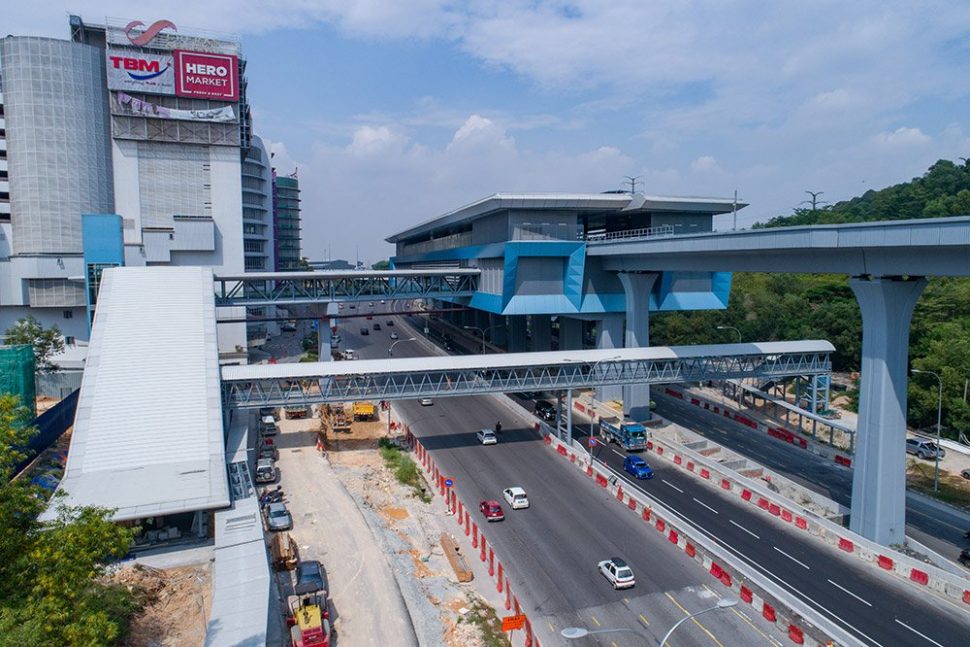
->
[[651, 159, 970, 437]]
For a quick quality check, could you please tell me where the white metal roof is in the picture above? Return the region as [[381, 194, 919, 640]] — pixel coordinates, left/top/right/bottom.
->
[[221, 340, 834, 382], [385, 192, 746, 243], [44, 266, 228, 522]]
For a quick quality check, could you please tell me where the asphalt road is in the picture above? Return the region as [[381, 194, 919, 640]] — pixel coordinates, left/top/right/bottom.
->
[[651, 393, 970, 559], [337, 311, 788, 647]]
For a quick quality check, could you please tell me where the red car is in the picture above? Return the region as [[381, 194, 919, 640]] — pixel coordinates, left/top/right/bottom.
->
[[480, 499, 505, 522]]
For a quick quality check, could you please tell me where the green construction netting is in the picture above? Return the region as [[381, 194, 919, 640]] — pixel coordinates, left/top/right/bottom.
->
[[0, 344, 36, 414]]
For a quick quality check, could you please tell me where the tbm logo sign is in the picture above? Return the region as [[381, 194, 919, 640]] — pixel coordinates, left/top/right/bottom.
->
[[109, 56, 170, 80]]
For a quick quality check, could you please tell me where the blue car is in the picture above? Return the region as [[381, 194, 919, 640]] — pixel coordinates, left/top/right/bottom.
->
[[624, 455, 654, 480]]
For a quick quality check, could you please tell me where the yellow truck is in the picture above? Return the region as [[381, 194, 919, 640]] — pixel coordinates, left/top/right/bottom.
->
[[352, 401, 377, 421]]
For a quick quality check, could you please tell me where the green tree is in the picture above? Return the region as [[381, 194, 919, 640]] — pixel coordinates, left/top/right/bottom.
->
[[4, 316, 65, 373], [0, 394, 137, 645], [371, 259, 391, 271]]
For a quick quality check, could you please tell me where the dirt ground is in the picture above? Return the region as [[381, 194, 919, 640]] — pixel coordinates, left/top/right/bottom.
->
[[112, 563, 211, 647]]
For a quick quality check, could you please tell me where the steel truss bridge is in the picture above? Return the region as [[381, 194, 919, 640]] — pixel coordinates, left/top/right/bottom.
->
[[221, 341, 832, 408], [213, 269, 479, 307]]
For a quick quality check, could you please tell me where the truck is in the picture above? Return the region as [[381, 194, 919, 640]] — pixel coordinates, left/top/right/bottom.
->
[[352, 401, 377, 421], [596, 416, 648, 451], [326, 405, 351, 433]]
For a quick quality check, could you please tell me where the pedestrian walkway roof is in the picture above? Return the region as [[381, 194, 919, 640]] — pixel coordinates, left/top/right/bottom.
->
[[43, 267, 228, 522]]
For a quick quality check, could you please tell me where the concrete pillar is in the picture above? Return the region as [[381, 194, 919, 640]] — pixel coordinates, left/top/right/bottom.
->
[[317, 319, 332, 361], [618, 272, 659, 421], [559, 317, 584, 350], [595, 316, 623, 404], [530, 315, 552, 352], [508, 316, 528, 352], [849, 276, 927, 545], [489, 313, 508, 347]]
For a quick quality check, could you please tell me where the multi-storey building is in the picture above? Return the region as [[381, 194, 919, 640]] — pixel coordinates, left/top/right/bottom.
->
[[273, 174, 302, 271], [242, 135, 277, 343]]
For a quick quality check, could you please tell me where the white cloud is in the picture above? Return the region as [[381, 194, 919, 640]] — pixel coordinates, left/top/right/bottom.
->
[[690, 156, 719, 172], [873, 127, 932, 148], [348, 125, 408, 155]]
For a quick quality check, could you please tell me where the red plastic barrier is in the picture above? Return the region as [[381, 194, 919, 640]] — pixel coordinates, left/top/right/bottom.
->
[[769, 503, 781, 516], [586, 465, 593, 477], [710, 562, 723, 579], [514, 596, 521, 615], [451, 490, 457, 514], [657, 446, 664, 455], [497, 563, 504, 592], [575, 402, 586, 413], [674, 455, 682, 465], [480, 536, 486, 562], [700, 468, 710, 479], [616, 486, 624, 501], [570, 453, 576, 463], [557, 445, 567, 456], [878, 555, 893, 570], [465, 510, 470, 536], [691, 398, 700, 405], [763, 603, 776, 622], [713, 407, 719, 414], [505, 579, 511, 609], [488, 548, 494, 576], [665, 388, 683, 398], [838, 538, 854, 553], [685, 543, 696, 558], [963, 590, 970, 605], [596, 474, 608, 487], [721, 479, 731, 490], [798, 438, 808, 449], [524, 618, 533, 647], [757, 497, 770, 510], [740, 585, 753, 604], [795, 517, 808, 530], [628, 497, 637, 510], [456, 498, 463, 522], [642, 508, 652, 522], [646, 441, 654, 450], [656, 519, 666, 533], [910, 569, 929, 585], [544, 435, 551, 444], [741, 489, 752, 501], [835, 455, 852, 467], [788, 624, 804, 645], [668, 529, 678, 544], [687, 461, 695, 471], [472, 523, 478, 548], [781, 509, 793, 522]]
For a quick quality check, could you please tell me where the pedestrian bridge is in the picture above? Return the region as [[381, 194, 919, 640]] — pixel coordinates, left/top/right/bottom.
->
[[220, 341, 832, 408]]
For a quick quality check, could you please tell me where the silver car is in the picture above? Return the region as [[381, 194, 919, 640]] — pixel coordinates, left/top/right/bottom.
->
[[265, 502, 293, 531], [905, 438, 945, 460]]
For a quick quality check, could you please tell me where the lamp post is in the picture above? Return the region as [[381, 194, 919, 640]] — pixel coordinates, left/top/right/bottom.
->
[[589, 354, 622, 425], [658, 599, 738, 646], [911, 368, 944, 492], [717, 325, 743, 407], [463, 324, 500, 354], [387, 337, 417, 435]]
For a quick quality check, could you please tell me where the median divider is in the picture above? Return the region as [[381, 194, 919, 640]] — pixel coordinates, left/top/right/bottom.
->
[[538, 424, 932, 647], [404, 426, 544, 647]]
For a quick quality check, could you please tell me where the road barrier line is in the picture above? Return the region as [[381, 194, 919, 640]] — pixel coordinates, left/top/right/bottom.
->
[[729, 519, 761, 539], [827, 579, 871, 607], [773, 547, 811, 570], [693, 497, 719, 514]]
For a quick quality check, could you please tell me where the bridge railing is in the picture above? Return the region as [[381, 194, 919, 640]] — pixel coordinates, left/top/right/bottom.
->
[[585, 224, 676, 242], [222, 350, 831, 408]]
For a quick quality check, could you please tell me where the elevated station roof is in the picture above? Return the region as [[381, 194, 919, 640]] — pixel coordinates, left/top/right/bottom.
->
[[43, 267, 228, 522], [386, 192, 747, 243]]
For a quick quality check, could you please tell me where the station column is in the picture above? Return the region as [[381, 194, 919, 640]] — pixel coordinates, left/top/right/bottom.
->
[[508, 316, 528, 352], [559, 317, 584, 351], [618, 272, 658, 421], [489, 313, 508, 348], [595, 316, 623, 404], [530, 315, 552, 352], [849, 276, 926, 545]]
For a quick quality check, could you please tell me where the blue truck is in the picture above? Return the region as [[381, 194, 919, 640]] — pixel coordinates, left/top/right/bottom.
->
[[596, 416, 648, 451]]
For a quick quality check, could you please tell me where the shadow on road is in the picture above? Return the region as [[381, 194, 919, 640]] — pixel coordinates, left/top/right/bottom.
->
[[417, 425, 542, 451]]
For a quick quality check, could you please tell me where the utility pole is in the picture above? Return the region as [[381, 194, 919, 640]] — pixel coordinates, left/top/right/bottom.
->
[[732, 189, 738, 231], [623, 176, 641, 194]]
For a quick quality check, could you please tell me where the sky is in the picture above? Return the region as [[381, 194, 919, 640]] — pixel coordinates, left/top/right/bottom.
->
[[9, 1, 970, 264]]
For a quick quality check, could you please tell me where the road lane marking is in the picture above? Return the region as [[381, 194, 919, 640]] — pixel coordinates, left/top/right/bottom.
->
[[827, 579, 872, 607], [893, 619, 945, 647], [729, 519, 760, 539], [548, 622, 555, 634], [611, 449, 626, 458], [662, 479, 684, 493], [773, 546, 810, 570], [665, 591, 726, 647], [693, 497, 719, 514], [622, 597, 630, 605], [611, 642, 619, 647], [591, 615, 601, 627], [638, 613, 650, 626]]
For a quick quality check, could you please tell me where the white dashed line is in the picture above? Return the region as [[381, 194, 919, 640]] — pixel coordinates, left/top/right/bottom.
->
[[611, 449, 626, 458], [661, 479, 684, 493], [729, 519, 760, 539], [893, 619, 945, 647], [773, 546, 810, 570], [827, 579, 872, 607], [692, 497, 719, 514]]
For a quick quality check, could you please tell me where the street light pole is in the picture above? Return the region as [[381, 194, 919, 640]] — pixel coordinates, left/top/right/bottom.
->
[[659, 599, 738, 646], [463, 325, 501, 354], [912, 368, 944, 492], [387, 337, 417, 435]]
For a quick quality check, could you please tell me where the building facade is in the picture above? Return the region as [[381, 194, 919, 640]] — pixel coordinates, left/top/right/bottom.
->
[[273, 174, 302, 271], [242, 135, 277, 343]]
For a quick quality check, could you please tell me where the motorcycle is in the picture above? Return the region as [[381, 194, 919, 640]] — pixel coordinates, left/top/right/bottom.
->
[[259, 485, 284, 506]]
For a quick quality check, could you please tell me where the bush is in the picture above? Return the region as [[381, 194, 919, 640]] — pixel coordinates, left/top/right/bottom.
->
[[378, 439, 430, 502]]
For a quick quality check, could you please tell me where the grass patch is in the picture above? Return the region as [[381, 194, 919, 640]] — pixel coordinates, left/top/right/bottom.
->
[[907, 459, 970, 507], [458, 594, 511, 647], [378, 439, 431, 502]]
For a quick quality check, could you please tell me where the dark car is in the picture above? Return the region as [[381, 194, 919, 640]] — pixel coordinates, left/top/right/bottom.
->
[[373, 323, 381, 331], [386, 320, 394, 326], [959, 549, 970, 568], [534, 400, 556, 422], [480, 499, 505, 522], [624, 455, 654, 480], [360, 327, 369, 336], [295, 560, 327, 595]]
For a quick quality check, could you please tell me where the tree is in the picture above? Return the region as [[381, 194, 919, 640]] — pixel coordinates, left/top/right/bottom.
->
[[3, 316, 65, 373], [297, 257, 313, 271], [371, 259, 391, 271], [0, 394, 137, 645]]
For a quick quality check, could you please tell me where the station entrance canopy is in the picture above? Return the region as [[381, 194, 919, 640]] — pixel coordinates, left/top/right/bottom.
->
[[214, 269, 479, 307], [221, 341, 832, 408]]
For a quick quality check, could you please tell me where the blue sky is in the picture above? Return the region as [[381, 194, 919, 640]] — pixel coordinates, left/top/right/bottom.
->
[[12, 1, 970, 263]]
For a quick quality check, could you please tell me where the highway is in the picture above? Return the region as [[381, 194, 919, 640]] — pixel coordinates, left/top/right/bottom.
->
[[336, 309, 788, 647], [651, 392, 970, 559]]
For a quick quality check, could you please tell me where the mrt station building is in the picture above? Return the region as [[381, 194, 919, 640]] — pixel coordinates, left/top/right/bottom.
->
[[387, 192, 746, 419]]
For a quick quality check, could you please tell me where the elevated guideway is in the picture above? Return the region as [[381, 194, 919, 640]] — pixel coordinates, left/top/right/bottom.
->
[[213, 268, 479, 307], [220, 341, 832, 408]]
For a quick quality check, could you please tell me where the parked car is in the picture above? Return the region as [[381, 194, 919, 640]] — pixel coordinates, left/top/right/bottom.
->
[[259, 406, 279, 421], [623, 455, 654, 480], [373, 323, 381, 331], [258, 444, 279, 461], [477, 429, 498, 445], [502, 487, 529, 509], [480, 499, 505, 522], [360, 327, 370, 336], [261, 415, 278, 436], [265, 501, 293, 531], [295, 559, 327, 595], [534, 400, 556, 422], [341, 349, 357, 360], [386, 319, 394, 326], [598, 557, 635, 589], [281, 321, 297, 332], [962, 468, 970, 480], [390, 331, 399, 340], [255, 458, 277, 483], [349, 304, 356, 309], [419, 398, 434, 406], [906, 438, 946, 460]]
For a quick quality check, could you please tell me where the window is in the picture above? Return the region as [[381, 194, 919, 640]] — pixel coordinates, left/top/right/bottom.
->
[[65, 336, 75, 345], [63, 310, 73, 319]]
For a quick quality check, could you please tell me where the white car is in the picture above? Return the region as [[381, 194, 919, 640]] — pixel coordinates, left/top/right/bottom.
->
[[390, 331, 399, 340], [419, 398, 434, 406], [598, 557, 635, 590], [476, 429, 498, 445], [503, 487, 529, 509]]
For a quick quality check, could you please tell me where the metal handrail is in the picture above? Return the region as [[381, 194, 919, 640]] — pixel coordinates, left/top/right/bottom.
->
[[586, 224, 676, 242]]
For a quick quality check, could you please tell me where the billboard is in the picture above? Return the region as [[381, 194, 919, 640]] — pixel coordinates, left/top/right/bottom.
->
[[106, 50, 175, 95], [174, 51, 239, 101]]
